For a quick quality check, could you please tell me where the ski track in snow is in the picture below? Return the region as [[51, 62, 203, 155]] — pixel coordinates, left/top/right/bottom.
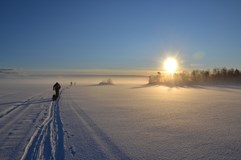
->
[[1, 86, 128, 160], [20, 93, 65, 160], [0, 91, 53, 160], [0, 90, 51, 119]]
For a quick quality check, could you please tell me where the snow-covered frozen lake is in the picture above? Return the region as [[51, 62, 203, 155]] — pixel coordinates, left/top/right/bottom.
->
[[1, 77, 241, 160]]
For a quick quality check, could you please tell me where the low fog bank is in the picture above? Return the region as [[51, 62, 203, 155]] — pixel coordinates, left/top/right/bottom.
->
[[2, 68, 241, 88], [0, 69, 148, 85]]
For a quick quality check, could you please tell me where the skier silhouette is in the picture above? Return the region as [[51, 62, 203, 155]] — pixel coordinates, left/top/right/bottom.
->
[[53, 82, 61, 98]]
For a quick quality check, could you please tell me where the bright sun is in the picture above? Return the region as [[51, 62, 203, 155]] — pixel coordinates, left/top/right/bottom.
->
[[163, 57, 178, 74]]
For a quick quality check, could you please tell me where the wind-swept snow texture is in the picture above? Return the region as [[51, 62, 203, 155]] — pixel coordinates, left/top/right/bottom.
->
[[1, 81, 241, 160]]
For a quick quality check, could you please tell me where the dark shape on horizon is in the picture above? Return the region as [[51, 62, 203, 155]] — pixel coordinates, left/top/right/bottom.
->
[[99, 78, 114, 85]]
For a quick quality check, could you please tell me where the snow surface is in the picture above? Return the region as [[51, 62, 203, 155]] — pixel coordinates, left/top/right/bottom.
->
[[1, 77, 241, 160]]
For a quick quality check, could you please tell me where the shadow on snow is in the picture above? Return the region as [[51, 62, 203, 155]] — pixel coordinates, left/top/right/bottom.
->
[[69, 101, 132, 160]]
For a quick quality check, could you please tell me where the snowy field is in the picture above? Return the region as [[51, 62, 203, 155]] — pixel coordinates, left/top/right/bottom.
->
[[1, 76, 241, 160]]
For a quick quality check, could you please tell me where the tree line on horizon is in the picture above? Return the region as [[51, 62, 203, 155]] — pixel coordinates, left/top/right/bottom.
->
[[149, 68, 241, 85]]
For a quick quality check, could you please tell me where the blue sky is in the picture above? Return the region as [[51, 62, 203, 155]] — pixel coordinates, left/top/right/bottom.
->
[[1, 0, 241, 70]]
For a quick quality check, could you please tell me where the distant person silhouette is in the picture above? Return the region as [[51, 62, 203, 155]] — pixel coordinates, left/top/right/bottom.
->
[[53, 82, 61, 97]]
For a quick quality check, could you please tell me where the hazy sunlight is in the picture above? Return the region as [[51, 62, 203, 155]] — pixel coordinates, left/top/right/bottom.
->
[[163, 57, 178, 74]]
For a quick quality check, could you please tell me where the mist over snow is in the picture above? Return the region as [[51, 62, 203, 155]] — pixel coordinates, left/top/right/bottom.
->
[[1, 69, 241, 160], [0, 69, 149, 85]]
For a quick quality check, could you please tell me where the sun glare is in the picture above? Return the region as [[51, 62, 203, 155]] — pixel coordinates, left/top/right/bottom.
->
[[163, 57, 178, 74]]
